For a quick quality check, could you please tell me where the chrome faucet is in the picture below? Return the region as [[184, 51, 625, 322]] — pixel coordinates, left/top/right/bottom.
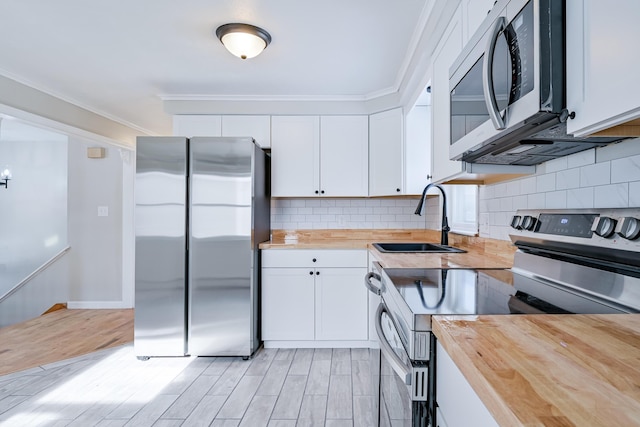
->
[[414, 183, 450, 246]]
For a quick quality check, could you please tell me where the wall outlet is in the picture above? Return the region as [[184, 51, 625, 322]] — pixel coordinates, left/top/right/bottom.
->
[[97, 206, 109, 217]]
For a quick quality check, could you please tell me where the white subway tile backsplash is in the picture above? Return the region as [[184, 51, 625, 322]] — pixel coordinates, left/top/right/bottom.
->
[[305, 199, 322, 207], [290, 199, 306, 208], [520, 176, 537, 194], [611, 154, 640, 184], [506, 181, 521, 197], [597, 137, 640, 162], [580, 162, 611, 187], [545, 190, 567, 209], [594, 183, 629, 208], [567, 148, 595, 168], [566, 188, 594, 208], [556, 168, 580, 190], [512, 195, 528, 210], [543, 156, 568, 173], [630, 181, 640, 206], [499, 197, 513, 212], [527, 193, 546, 209], [536, 173, 556, 192]]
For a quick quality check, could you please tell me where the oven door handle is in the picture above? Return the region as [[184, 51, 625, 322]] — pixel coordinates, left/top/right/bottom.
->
[[375, 303, 412, 385], [364, 272, 382, 295], [483, 15, 507, 130]]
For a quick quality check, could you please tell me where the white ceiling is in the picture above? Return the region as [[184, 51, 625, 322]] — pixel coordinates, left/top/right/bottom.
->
[[0, 0, 430, 136]]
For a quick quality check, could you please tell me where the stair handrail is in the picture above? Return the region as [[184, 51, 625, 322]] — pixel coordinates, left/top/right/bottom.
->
[[0, 246, 71, 303]]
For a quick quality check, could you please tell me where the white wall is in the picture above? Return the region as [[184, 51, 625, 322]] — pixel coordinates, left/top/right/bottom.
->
[[67, 138, 124, 304], [480, 138, 640, 241], [0, 121, 68, 297]]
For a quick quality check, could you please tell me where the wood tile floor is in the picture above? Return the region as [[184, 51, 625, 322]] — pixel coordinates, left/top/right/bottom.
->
[[0, 344, 376, 426]]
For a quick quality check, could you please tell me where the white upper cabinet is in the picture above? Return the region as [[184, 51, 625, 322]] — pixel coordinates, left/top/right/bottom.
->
[[369, 108, 404, 196], [271, 115, 368, 197], [172, 115, 271, 148], [271, 116, 320, 197], [221, 115, 271, 148], [405, 104, 432, 195], [173, 115, 222, 137], [566, 0, 640, 137], [320, 116, 369, 197], [431, 6, 465, 183]]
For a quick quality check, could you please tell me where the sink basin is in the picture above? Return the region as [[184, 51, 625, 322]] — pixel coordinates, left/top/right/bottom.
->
[[372, 242, 466, 253]]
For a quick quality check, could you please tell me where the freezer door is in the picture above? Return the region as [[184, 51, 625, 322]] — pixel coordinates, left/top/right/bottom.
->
[[188, 137, 257, 356], [134, 137, 188, 357]]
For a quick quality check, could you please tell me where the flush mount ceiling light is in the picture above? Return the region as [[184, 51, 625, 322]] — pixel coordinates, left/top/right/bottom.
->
[[215, 23, 271, 60]]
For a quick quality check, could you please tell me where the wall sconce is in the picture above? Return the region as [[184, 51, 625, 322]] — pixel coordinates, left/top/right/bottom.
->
[[0, 167, 11, 189], [216, 23, 272, 60]]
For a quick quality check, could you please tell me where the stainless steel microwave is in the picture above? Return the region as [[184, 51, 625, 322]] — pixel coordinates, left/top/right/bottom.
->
[[448, 0, 621, 166]]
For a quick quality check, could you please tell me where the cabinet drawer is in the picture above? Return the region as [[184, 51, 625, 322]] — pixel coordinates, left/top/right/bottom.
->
[[262, 249, 367, 268]]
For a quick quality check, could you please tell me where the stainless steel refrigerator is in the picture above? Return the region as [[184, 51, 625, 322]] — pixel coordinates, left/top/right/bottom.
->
[[134, 136, 270, 358]]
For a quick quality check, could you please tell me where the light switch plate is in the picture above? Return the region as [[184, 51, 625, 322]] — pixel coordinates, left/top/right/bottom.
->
[[97, 206, 109, 217]]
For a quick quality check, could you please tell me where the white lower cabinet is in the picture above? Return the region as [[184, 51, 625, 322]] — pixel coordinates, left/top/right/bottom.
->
[[261, 268, 315, 341], [436, 341, 498, 427], [261, 249, 368, 346]]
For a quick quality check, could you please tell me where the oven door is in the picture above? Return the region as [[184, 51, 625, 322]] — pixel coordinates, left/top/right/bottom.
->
[[375, 303, 429, 427]]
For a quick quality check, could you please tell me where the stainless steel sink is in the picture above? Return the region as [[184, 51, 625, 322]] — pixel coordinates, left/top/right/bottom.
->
[[372, 242, 466, 253]]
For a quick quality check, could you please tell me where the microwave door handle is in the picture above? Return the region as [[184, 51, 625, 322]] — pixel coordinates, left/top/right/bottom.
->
[[483, 16, 507, 130], [375, 303, 412, 385]]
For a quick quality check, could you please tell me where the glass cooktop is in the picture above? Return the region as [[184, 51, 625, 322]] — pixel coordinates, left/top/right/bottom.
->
[[381, 267, 629, 318]]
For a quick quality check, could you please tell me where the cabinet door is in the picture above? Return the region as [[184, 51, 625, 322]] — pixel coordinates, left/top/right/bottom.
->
[[431, 7, 465, 183], [172, 115, 222, 137], [262, 268, 315, 341], [315, 267, 368, 341], [566, 0, 640, 136], [436, 342, 498, 427], [320, 116, 369, 197], [221, 115, 271, 148], [369, 108, 404, 196], [271, 116, 320, 197], [405, 105, 432, 195]]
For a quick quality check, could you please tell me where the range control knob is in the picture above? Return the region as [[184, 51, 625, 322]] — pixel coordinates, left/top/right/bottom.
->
[[521, 215, 537, 231], [591, 216, 617, 238], [615, 217, 640, 240], [510, 215, 522, 229]]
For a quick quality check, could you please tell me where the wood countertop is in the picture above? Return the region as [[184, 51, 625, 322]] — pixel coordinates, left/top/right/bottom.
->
[[260, 229, 516, 269], [433, 314, 640, 426]]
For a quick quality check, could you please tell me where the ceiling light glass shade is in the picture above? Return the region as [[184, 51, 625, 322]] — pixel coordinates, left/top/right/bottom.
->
[[216, 23, 271, 60]]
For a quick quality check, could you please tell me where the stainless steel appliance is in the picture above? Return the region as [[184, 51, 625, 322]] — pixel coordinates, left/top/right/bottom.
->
[[448, 0, 624, 166], [134, 136, 270, 358], [365, 208, 640, 426]]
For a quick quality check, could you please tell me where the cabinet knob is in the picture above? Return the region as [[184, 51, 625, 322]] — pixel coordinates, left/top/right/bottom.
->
[[396, 188, 401, 192], [312, 258, 317, 262], [321, 190, 325, 194], [309, 271, 314, 275], [315, 190, 319, 194], [427, 175, 432, 180], [316, 271, 320, 275]]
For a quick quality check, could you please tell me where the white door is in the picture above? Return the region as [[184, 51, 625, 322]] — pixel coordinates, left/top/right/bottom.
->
[[315, 267, 368, 341], [369, 108, 404, 196], [262, 268, 315, 341], [271, 116, 320, 197], [320, 116, 369, 197]]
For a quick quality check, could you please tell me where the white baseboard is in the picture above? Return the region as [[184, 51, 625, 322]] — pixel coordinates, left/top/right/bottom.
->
[[67, 300, 133, 309], [263, 340, 373, 349]]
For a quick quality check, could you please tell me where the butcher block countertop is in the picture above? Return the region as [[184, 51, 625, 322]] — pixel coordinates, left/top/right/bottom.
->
[[260, 229, 516, 269], [433, 314, 640, 427]]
